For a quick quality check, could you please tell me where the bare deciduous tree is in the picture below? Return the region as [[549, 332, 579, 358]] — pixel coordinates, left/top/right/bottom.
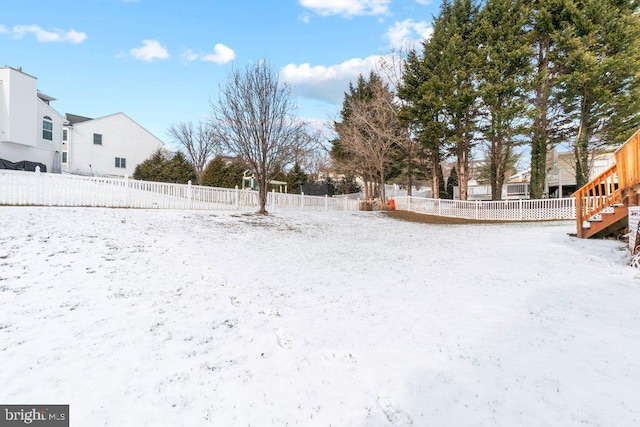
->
[[167, 121, 217, 185], [209, 60, 308, 214], [336, 73, 402, 203]]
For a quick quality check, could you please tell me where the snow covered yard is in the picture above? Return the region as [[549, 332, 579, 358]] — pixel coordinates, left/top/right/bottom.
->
[[1, 206, 639, 426]]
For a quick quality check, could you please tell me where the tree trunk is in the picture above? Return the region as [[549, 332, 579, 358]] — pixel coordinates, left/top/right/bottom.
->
[[530, 38, 551, 199], [258, 179, 268, 214], [431, 150, 441, 199]]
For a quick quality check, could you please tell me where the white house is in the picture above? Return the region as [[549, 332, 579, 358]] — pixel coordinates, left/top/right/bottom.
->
[[0, 66, 64, 172], [62, 112, 164, 177]]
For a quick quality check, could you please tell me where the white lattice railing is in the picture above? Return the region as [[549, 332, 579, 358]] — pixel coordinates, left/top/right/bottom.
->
[[628, 207, 640, 254], [393, 196, 575, 221], [0, 169, 360, 212]]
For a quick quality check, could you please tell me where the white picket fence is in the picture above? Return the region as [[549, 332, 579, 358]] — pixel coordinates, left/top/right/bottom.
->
[[0, 169, 360, 212], [393, 195, 576, 221]]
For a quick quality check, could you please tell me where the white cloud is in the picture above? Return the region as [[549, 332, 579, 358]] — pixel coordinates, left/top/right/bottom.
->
[[201, 44, 236, 64], [299, 0, 391, 17], [385, 19, 433, 50], [129, 39, 170, 62], [181, 43, 236, 65], [7, 25, 87, 43], [299, 13, 311, 24], [0, 25, 8, 34], [180, 48, 199, 62], [281, 56, 382, 104], [415, 0, 432, 4]]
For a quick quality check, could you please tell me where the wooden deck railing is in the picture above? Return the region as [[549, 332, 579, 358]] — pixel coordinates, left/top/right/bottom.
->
[[615, 128, 640, 190], [574, 164, 621, 237]]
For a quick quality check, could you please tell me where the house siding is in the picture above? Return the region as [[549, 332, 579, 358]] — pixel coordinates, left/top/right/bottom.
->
[[66, 113, 163, 176], [0, 67, 63, 172]]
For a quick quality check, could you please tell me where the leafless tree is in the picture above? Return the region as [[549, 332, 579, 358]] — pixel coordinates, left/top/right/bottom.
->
[[209, 60, 308, 214], [336, 73, 402, 203], [167, 120, 218, 185], [376, 49, 421, 196]]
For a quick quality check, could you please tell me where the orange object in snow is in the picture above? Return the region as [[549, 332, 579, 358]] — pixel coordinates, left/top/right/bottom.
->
[[386, 199, 396, 210]]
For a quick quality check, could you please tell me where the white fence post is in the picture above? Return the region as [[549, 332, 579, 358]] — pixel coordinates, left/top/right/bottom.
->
[[324, 194, 328, 211], [35, 166, 43, 206], [188, 180, 193, 209], [125, 175, 131, 207], [272, 189, 276, 211], [475, 200, 479, 219], [300, 192, 304, 211], [235, 185, 239, 209], [519, 198, 523, 220]]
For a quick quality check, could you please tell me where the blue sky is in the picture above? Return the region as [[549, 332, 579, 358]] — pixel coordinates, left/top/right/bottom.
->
[[2, 0, 438, 149]]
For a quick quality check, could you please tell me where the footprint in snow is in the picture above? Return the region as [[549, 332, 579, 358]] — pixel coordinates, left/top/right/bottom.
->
[[201, 266, 211, 281], [376, 395, 414, 426], [274, 328, 292, 350], [324, 351, 357, 363], [230, 296, 241, 307]]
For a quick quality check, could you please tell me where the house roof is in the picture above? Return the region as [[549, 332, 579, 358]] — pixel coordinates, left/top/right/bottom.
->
[[37, 91, 56, 102], [65, 113, 93, 125]]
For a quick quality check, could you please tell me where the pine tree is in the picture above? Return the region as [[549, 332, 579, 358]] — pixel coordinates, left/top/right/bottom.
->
[[331, 72, 403, 202], [399, 0, 480, 200], [438, 164, 447, 199], [477, 0, 532, 200], [225, 157, 247, 189], [557, 0, 640, 188], [446, 166, 459, 199], [286, 163, 307, 194], [201, 156, 229, 188], [165, 152, 197, 184], [528, 0, 572, 199], [133, 149, 167, 182]]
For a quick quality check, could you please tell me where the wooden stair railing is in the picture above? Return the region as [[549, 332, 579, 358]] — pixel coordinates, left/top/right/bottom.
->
[[574, 164, 622, 238]]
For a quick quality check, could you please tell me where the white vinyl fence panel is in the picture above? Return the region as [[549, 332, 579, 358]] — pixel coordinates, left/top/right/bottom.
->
[[394, 196, 575, 221], [628, 207, 640, 253], [0, 169, 360, 212]]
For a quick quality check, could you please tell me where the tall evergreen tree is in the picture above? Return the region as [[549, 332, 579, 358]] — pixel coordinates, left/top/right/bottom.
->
[[331, 72, 402, 202], [477, 0, 532, 200], [557, 0, 640, 188], [446, 165, 459, 199], [528, 0, 572, 198], [440, 0, 481, 201], [400, 0, 480, 200]]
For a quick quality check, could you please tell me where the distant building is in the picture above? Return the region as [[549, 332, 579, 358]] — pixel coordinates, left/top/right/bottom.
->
[[0, 66, 64, 172], [0, 66, 164, 177], [545, 147, 616, 198], [62, 112, 163, 177]]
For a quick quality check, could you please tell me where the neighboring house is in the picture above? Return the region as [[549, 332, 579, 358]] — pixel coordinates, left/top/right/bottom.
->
[[545, 147, 616, 198], [0, 66, 64, 172], [62, 112, 164, 177]]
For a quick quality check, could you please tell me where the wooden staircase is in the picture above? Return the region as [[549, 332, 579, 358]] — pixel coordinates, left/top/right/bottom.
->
[[574, 128, 640, 238]]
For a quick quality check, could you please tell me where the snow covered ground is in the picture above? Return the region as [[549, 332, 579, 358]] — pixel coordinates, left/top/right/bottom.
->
[[1, 206, 639, 426]]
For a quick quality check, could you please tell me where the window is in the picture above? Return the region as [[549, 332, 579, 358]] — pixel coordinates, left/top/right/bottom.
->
[[115, 157, 126, 168], [43, 116, 53, 140], [93, 133, 102, 145], [63, 129, 67, 141], [62, 152, 68, 163]]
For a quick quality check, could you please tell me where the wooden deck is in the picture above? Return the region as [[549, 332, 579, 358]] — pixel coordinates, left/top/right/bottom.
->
[[574, 129, 640, 238]]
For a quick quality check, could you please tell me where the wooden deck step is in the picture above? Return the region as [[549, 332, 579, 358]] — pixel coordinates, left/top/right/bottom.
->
[[582, 205, 628, 239]]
